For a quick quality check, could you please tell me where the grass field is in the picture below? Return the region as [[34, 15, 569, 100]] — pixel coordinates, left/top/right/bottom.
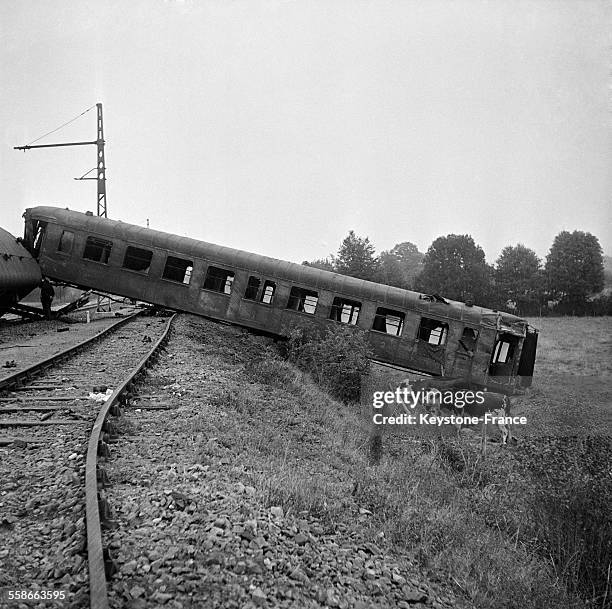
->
[[526, 316, 612, 378], [519, 316, 612, 436]]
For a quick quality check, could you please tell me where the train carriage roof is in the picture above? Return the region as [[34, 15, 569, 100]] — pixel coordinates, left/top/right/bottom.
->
[[26, 206, 530, 334]]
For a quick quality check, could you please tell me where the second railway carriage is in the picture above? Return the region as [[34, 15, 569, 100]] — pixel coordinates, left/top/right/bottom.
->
[[0, 225, 42, 315], [22, 206, 538, 392]]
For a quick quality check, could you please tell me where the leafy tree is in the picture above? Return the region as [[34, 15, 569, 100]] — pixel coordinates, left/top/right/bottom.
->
[[302, 258, 335, 272], [602, 255, 612, 289], [545, 230, 604, 313], [414, 234, 492, 304], [334, 230, 378, 281], [495, 244, 543, 315], [375, 241, 424, 289]]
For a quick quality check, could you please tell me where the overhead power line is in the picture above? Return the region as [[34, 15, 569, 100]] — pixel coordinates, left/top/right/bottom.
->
[[26, 104, 97, 147]]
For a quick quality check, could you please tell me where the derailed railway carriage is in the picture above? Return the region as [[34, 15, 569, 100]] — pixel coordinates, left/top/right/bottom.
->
[[23, 206, 537, 392], [0, 225, 41, 314]]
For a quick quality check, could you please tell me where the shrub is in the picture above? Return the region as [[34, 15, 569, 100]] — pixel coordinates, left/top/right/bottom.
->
[[282, 324, 372, 402]]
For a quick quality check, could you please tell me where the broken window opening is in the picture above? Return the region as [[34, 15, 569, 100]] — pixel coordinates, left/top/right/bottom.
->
[[244, 276, 261, 300], [329, 297, 361, 325], [57, 230, 74, 254], [260, 280, 276, 304], [163, 256, 193, 284], [286, 287, 318, 314], [458, 327, 478, 353], [123, 246, 153, 273], [203, 266, 234, 294], [493, 340, 512, 364], [489, 333, 520, 377], [417, 317, 449, 346], [372, 307, 405, 336], [32, 221, 48, 258], [83, 236, 112, 264]]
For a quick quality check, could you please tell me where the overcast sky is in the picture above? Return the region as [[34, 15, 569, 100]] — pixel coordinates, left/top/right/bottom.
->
[[2, 0, 610, 266]]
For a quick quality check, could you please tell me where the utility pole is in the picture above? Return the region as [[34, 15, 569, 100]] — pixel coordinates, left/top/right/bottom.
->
[[15, 103, 111, 312], [14, 103, 108, 217]]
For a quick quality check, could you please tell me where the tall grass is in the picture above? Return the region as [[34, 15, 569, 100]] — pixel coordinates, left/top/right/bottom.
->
[[524, 437, 612, 606]]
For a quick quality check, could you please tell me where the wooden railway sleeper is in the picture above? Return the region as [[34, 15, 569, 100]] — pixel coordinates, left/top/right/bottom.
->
[[103, 547, 118, 579], [97, 465, 110, 489], [98, 493, 118, 531], [102, 420, 116, 437], [98, 440, 111, 458]]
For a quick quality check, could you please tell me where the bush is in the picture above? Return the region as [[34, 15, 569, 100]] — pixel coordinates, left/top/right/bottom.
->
[[282, 324, 372, 402]]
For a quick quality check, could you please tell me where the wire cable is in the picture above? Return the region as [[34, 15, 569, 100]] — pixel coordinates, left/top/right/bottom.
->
[[26, 104, 97, 146]]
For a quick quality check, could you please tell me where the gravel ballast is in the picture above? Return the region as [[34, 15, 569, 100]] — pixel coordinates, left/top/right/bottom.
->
[[103, 315, 465, 609]]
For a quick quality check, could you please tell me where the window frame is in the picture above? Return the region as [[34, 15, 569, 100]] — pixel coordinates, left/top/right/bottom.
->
[[56, 230, 74, 255], [417, 317, 449, 346], [260, 280, 276, 305], [329, 296, 362, 325], [162, 255, 194, 285], [243, 276, 261, 301], [371, 307, 405, 337], [82, 235, 113, 264], [202, 265, 235, 295], [492, 339, 515, 364], [122, 245, 154, 274], [286, 286, 319, 315]]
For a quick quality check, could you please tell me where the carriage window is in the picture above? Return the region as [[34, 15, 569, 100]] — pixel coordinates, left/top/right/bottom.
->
[[260, 280, 276, 304], [163, 256, 193, 284], [372, 307, 405, 336], [329, 297, 361, 325], [418, 317, 449, 346], [286, 287, 318, 314], [203, 266, 234, 294], [83, 236, 112, 263], [123, 246, 153, 273], [57, 230, 74, 254], [459, 327, 478, 352], [492, 339, 514, 364], [244, 276, 261, 300], [489, 333, 521, 377]]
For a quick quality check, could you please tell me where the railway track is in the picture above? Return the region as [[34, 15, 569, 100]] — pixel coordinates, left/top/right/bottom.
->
[[0, 311, 176, 609]]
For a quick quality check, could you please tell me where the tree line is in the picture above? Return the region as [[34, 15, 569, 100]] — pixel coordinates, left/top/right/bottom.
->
[[303, 230, 610, 316]]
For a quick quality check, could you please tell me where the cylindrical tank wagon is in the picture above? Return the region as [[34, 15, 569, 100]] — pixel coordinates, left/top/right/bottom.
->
[[0, 225, 42, 315]]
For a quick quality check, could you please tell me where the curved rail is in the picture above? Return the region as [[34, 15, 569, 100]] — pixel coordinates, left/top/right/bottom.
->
[[85, 313, 176, 609], [0, 312, 141, 393]]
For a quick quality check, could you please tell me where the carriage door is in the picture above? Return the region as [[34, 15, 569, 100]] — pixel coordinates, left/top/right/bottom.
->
[[517, 327, 538, 387], [451, 327, 478, 377], [25, 219, 48, 258]]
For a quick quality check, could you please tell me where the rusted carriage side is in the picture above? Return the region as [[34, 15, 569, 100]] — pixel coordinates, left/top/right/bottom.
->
[[22, 206, 537, 392]]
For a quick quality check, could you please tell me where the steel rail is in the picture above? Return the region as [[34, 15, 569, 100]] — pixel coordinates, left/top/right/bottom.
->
[[85, 313, 176, 609], [0, 312, 141, 393]]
